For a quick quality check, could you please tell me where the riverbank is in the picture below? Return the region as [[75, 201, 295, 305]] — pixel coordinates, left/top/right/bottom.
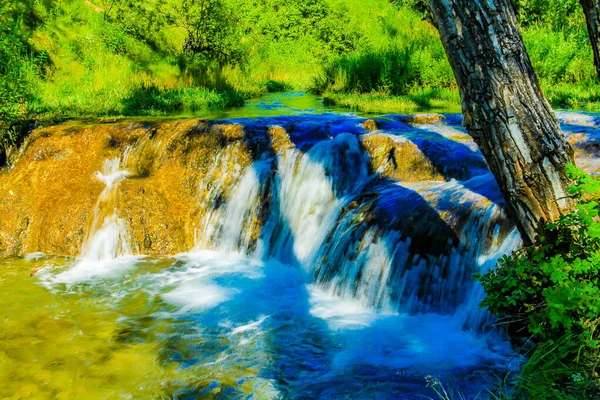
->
[[2, 0, 596, 159]]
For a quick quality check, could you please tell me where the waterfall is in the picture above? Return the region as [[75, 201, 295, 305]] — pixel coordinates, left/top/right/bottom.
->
[[49, 116, 520, 332], [311, 174, 521, 331], [262, 133, 370, 266], [195, 158, 272, 255], [52, 158, 136, 283], [83, 158, 133, 261], [26, 113, 536, 397], [179, 121, 519, 332]]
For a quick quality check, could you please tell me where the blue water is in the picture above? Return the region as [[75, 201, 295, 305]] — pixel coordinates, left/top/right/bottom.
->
[[37, 249, 517, 399], [28, 96, 600, 399]]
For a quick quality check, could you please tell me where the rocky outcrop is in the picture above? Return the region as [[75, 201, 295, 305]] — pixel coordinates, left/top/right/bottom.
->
[[0, 120, 256, 257], [361, 134, 444, 182]]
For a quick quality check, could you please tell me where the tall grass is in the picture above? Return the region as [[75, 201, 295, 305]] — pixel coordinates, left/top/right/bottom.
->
[[2, 0, 600, 154], [513, 335, 599, 399], [313, 3, 456, 104], [522, 25, 599, 109]]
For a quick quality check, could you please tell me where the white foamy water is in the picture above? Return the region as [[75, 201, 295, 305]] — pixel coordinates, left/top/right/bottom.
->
[[51, 158, 137, 283], [194, 143, 250, 251], [263, 133, 370, 266], [34, 114, 530, 398], [195, 160, 272, 254]]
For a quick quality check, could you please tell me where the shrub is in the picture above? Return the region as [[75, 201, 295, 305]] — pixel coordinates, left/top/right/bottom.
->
[[479, 165, 600, 395], [0, 0, 45, 159]]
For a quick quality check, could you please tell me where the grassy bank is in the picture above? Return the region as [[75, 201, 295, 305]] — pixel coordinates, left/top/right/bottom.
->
[[1, 0, 599, 156], [322, 90, 460, 114]]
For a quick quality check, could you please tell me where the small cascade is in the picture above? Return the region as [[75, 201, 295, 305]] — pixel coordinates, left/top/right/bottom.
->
[[82, 214, 133, 262], [262, 133, 370, 266], [53, 158, 135, 283], [455, 227, 522, 331], [315, 226, 401, 311], [193, 143, 249, 250], [312, 173, 521, 331], [195, 159, 272, 255], [82, 158, 133, 261]]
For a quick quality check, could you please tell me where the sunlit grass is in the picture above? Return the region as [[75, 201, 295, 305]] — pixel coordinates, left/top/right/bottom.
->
[[322, 90, 461, 114]]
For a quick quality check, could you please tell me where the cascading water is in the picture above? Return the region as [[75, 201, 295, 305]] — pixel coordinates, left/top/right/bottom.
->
[[85, 158, 133, 260], [262, 133, 370, 265], [311, 175, 522, 326], [51, 158, 137, 283], [20, 111, 548, 398], [195, 157, 272, 255]]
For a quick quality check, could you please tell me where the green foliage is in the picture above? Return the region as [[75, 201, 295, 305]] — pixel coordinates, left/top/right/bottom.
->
[[313, 3, 455, 101], [178, 0, 241, 66], [121, 84, 243, 115], [512, 0, 582, 33], [322, 89, 459, 114], [0, 0, 46, 158], [1, 0, 600, 166], [517, 336, 597, 399], [479, 165, 600, 396]]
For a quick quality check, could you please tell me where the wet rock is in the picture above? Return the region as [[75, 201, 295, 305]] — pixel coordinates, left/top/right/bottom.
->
[[361, 134, 444, 182], [401, 114, 445, 125], [0, 120, 254, 257], [268, 126, 295, 154], [363, 119, 378, 132], [211, 123, 245, 141]]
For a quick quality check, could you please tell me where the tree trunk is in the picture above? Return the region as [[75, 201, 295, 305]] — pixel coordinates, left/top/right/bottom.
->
[[581, 0, 600, 80], [428, 0, 574, 245]]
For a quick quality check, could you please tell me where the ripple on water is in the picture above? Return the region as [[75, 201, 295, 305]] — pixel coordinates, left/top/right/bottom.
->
[[0, 250, 521, 399]]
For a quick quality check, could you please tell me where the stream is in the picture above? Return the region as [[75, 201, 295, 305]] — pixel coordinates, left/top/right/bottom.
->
[[2, 93, 599, 399]]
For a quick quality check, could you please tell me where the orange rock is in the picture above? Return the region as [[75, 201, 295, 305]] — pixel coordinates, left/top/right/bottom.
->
[[402, 114, 445, 125], [0, 119, 254, 257], [363, 120, 378, 132], [361, 134, 444, 182]]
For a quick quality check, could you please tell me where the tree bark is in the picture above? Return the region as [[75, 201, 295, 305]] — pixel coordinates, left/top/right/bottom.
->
[[581, 0, 600, 80], [428, 0, 574, 245]]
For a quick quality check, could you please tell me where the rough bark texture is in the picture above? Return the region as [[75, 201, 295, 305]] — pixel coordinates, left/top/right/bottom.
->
[[581, 0, 600, 80], [429, 0, 575, 245]]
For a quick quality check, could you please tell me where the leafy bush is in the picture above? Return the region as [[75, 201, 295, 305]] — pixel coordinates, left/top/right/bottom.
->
[[512, 0, 582, 33], [479, 165, 600, 395], [0, 0, 46, 159], [313, 5, 455, 96]]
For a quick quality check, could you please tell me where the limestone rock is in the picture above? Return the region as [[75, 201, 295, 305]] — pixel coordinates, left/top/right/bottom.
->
[[0, 120, 254, 257], [362, 119, 378, 132], [361, 134, 444, 182]]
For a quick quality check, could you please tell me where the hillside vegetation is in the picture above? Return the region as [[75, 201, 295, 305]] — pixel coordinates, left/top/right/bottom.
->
[[0, 0, 598, 159]]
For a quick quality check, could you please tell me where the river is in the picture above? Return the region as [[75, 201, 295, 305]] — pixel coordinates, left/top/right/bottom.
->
[[1, 93, 598, 399]]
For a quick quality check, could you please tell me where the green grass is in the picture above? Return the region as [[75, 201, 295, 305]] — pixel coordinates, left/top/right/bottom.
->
[[322, 90, 460, 114], [2, 0, 600, 161]]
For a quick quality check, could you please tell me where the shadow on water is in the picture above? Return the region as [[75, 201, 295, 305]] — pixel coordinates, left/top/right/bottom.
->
[[375, 117, 490, 180]]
